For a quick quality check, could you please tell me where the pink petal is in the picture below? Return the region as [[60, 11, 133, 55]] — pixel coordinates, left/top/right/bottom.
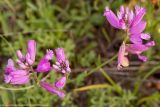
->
[[117, 43, 129, 70], [62, 70, 66, 74], [40, 82, 65, 98], [10, 70, 28, 76], [45, 49, 53, 60], [55, 61, 60, 66], [128, 10, 134, 23], [104, 7, 121, 29], [140, 33, 151, 40], [55, 76, 66, 89], [117, 6, 124, 19], [10, 75, 30, 85], [126, 44, 149, 54], [4, 74, 12, 83], [145, 41, 155, 47], [53, 64, 61, 72], [27, 40, 36, 63], [16, 50, 25, 61], [36, 58, 51, 72], [130, 7, 146, 27], [16, 59, 28, 69], [26, 53, 34, 65], [138, 55, 148, 62], [129, 21, 146, 34], [6, 59, 15, 69], [129, 34, 142, 44], [5, 59, 15, 73], [55, 48, 66, 62]]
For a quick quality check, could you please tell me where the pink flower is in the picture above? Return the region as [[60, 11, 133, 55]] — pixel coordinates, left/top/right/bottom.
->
[[104, 5, 148, 44], [53, 48, 71, 74], [117, 41, 155, 69], [16, 40, 36, 68], [40, 82, 65, 98], [4, 59, 30, 85], [36, 50, 53, 72], [126, 41, 155, 62], [104, 5, 146, 30], [117, 42, 129, 70], [55, 76, 66, 89]]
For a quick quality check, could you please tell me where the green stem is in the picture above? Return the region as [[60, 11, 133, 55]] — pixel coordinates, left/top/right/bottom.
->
[[86, 54, 117, 76], [99, 68, 116, 86], [123, 30, 129, 43], [0, 85, 35, 91], [73, 84, 111, 92]]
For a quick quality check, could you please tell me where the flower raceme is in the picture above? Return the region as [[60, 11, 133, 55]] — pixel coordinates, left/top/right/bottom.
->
[[3, 40, 71, 98], [38, 48, 70, 98], [4, 40, 36, 84], [104, 5, 155, 69]]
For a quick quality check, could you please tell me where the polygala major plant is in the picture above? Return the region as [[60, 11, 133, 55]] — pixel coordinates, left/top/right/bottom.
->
[[4, 40, 71, 98], [104, 5, 155, 70]]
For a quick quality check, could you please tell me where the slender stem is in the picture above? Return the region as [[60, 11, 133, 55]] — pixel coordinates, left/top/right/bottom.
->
[[123, 30, 129, 43], [73, 84, 111, 92], [99, 68, 116, 86], [86, 54, 117, 76], [0, 85, 35, 91]]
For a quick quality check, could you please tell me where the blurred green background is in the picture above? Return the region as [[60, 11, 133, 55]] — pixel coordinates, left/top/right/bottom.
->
[[0, 0, 160, 107]]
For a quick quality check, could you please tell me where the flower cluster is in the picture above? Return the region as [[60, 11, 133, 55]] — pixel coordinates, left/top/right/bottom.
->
[[4, 40, 36, 85], [4, 40, 71, 98], [39, 48, 71, 98], [104, 5, 155, 70]]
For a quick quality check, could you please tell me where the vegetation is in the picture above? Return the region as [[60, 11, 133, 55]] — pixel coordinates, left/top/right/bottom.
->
[[0, 0, 160, 107]]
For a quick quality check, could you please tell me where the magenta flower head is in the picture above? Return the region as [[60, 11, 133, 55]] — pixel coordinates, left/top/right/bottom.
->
[[4, 59, 30, 85], [104, 5, 146, 30], [40, 82, 65, 98], [117, 42, 129, 70], [36, 50, 53, 72], [53, 48, 71, 74], [55, 76, 66, 89]]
